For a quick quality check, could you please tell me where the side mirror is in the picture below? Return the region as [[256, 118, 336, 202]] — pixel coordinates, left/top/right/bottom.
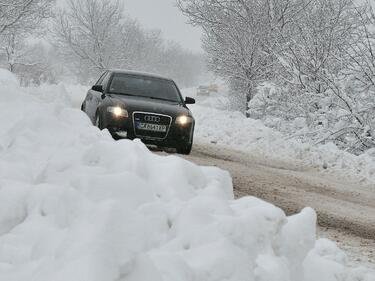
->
[[185, 97, 195, 105], [91, 85, 103, 92]]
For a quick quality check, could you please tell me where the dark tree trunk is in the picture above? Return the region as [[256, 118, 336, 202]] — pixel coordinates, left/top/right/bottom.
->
[[245, 83, 253, 118], [246, 94, 251, 118]]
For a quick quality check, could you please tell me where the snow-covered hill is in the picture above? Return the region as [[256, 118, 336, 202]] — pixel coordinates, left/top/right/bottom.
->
[[0, 72, 374, 281]]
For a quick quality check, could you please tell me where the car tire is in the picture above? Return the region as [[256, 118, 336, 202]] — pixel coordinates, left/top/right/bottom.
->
[[177, 142, 192, 155]]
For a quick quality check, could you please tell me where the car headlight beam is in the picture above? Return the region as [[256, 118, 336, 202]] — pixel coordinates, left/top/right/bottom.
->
[[176, 115, 192, 125], [107, 106, 128, 118]]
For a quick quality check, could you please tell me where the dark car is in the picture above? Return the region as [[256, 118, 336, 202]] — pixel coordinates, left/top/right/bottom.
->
[[81, 70, 196, 154]]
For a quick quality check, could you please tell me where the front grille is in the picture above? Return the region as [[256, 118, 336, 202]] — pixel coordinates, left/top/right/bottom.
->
[[133, 112, 172, 140]]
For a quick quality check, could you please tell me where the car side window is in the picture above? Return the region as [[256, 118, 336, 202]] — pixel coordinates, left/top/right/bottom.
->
[[95, 71, 108, 86]]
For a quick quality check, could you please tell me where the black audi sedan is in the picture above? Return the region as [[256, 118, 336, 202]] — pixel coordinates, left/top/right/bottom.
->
[[81, 70, 196, 154]]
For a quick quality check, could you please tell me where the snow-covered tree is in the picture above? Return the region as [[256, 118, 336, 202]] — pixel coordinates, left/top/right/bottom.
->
[[54, 0, 126, 77], [256, 0, 375, 153], [177, 0, 312, 115], [179, 0, 375, 153], [54, 0, 206, 86], [0, 0, 53, 35], [0, 0, 54, 84]]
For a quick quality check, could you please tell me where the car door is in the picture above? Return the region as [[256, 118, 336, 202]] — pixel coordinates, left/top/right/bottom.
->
[[85, 71, 108, 122]]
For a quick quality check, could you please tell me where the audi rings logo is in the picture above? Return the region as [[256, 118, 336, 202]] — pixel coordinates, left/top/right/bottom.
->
[[144, 115, 161, 123]]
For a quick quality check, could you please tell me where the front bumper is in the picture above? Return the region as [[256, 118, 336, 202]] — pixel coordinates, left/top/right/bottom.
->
[[101, 111, 194, 148]]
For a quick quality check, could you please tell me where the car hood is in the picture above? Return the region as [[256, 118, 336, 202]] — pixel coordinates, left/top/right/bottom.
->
[[106, 94, 192, 117]]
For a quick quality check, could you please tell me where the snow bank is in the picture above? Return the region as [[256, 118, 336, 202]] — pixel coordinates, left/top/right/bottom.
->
[[189, 95, 375, 184], [25, 83, 88, 109], [0, 71, 374, 281]]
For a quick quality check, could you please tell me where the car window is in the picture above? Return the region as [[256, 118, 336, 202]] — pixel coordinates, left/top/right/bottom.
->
[[108, 73, 182, 103]]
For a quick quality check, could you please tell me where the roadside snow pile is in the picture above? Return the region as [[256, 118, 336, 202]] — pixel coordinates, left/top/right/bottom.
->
[[190, 100, 375, 184], [25, 83, 88, 108], [0, 72, 374, 281]]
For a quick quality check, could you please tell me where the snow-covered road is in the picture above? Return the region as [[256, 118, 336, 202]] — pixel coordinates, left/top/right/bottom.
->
[[184, 143, 375, 239], [181, 142, 375, 269]]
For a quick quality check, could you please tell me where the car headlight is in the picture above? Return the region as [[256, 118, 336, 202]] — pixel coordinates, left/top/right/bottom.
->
[[107, 106, 128, 118], [176, 115, 193, 126]]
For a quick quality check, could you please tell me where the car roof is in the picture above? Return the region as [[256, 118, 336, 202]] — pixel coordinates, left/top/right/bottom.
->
[[108, 69, 173, 81]]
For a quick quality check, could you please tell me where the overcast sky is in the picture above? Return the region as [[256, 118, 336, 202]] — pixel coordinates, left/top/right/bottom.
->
[[124, 0, 203, 53]]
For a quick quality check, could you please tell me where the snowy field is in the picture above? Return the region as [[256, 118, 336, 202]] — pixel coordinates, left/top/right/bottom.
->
[[0, 71, 374, 280], [182, 88, 375, 185]]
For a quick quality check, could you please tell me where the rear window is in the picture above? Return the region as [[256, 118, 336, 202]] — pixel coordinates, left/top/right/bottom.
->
[[109, 73, 182, 103]]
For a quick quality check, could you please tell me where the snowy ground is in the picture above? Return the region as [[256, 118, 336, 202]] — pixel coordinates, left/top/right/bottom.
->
[[183, 143, 375, 270], [183, 88, 375, 185], [0, 72, 374, 280]]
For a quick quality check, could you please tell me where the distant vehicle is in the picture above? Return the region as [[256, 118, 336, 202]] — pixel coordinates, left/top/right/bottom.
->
[[208, 84, 219, 93], [197, 85, 210, 96], [81, 69, 195, 154]]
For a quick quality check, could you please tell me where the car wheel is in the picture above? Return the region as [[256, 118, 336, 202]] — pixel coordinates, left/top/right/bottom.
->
[[177, 142, 192, 155]]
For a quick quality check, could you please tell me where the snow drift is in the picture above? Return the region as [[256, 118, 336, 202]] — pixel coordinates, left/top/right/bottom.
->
[[0, 70, 374, 281], [187, 89, 375, 185]]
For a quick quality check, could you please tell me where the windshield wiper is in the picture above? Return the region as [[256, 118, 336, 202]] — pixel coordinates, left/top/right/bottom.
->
[[110, 92, 179, 103], [109, 92, 137, 97], [140, 95, 178, 103]]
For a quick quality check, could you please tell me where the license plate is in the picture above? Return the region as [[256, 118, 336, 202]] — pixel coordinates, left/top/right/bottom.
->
[[136, 122, 167, 132]]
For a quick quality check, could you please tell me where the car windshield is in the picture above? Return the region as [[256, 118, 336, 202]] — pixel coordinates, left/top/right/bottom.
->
[[108, 73, 182, 103]]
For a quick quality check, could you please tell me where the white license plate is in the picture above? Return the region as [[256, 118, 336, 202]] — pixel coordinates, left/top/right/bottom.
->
[[136, 122, 167, 132]]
